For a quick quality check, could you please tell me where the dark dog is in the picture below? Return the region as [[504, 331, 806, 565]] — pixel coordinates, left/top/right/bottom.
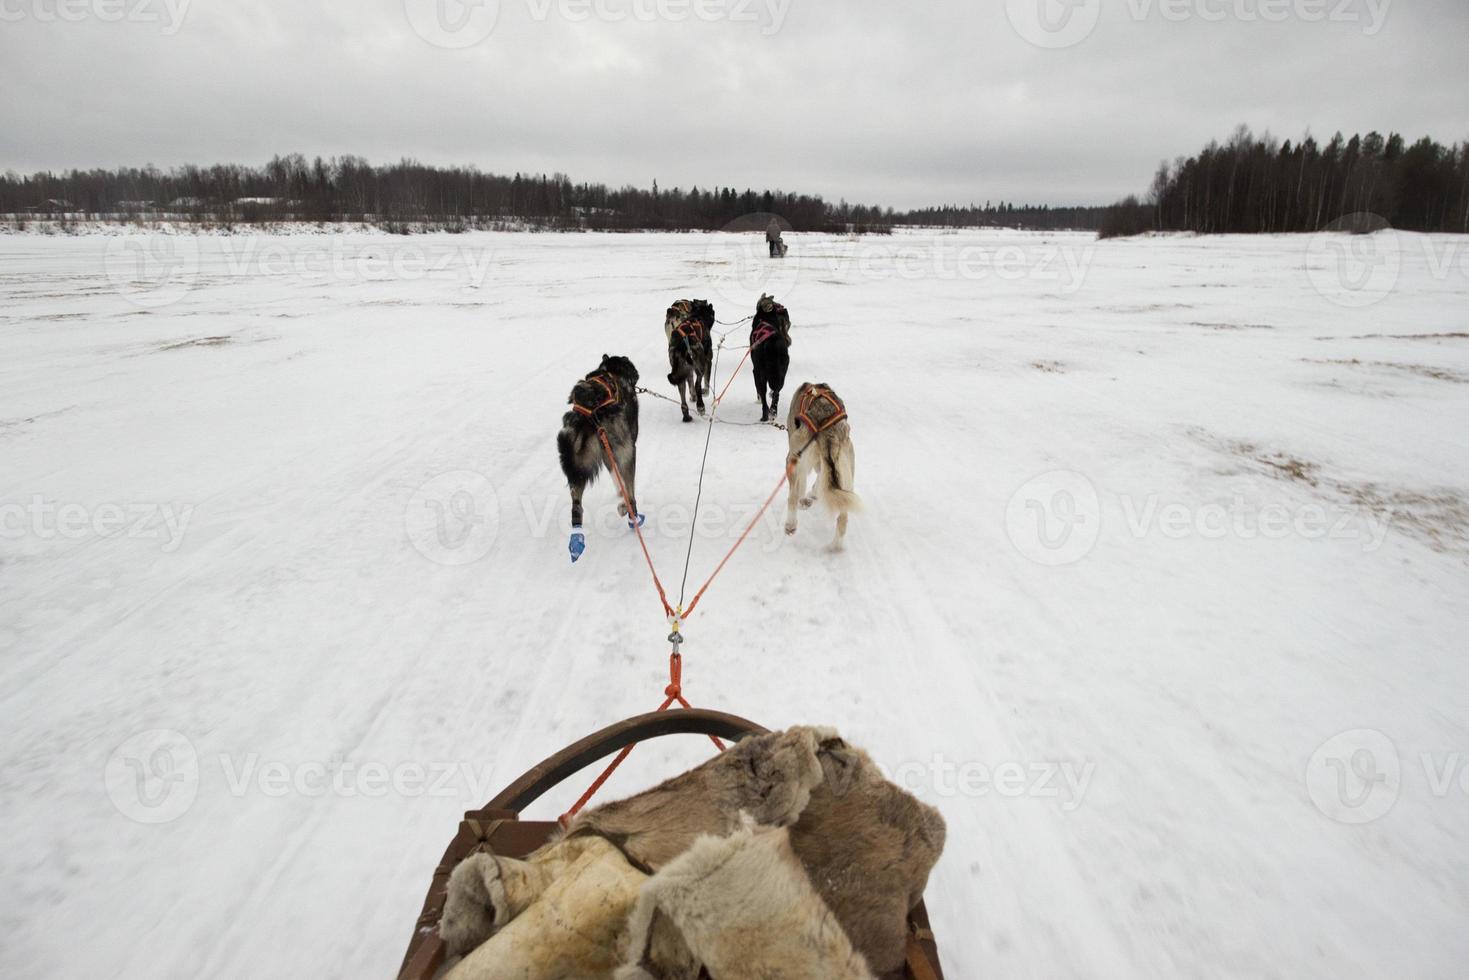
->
[[665, 300, 714, 422], [664, 300, 715, 386], [750, 294, 792, 422], [666, 317, 708, 423], [557, 354, 642, 562]]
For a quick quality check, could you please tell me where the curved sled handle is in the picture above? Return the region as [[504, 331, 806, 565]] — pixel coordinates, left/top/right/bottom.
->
[[486, 708, 767, 814]]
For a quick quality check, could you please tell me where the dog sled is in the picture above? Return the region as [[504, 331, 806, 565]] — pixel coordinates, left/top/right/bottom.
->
[[396, 708, 946, 980]]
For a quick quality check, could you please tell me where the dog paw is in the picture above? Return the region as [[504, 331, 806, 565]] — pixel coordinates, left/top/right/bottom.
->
[[682, 414, 693, 423], [784, 522, 797, 536], [569, 531, 586, 563], [799, 496, 816, 510]]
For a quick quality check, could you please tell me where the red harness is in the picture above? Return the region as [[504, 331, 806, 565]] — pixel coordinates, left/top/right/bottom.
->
[[795, 385, 846, 434], [571, 373, 621, 417]]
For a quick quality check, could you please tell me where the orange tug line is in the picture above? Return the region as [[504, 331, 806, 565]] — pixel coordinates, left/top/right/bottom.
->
[[561, 361, 822, 824]]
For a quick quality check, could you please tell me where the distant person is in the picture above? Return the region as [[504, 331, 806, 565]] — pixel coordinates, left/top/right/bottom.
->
[[766, 218, 786, 257]]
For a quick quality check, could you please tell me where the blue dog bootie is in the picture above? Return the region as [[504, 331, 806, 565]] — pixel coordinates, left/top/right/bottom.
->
[[568, 528, 586, 562], [628, 513, 646, 530]]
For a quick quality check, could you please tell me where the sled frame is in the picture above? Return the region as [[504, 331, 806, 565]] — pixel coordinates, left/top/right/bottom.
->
[[395, 708, 944, 980]]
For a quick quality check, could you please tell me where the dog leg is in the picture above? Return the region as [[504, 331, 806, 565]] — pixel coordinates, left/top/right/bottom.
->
[[569, 481, 587, 562], [784, 452, 803, 536], [784, 452, 813, 536], [618, 443, 643, 528], [755, 373, 770, 422], [677, 377, 692, 423], [834, 514, 857, 552]]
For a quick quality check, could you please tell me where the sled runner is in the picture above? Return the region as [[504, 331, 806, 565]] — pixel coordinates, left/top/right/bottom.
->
[[395, 709, 946, 980]]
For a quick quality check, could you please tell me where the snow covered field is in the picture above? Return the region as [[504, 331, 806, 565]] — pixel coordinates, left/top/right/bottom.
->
[[3, 226, 1468, 979]]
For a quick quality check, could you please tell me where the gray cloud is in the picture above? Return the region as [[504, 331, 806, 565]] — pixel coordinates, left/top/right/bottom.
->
[[1, 0, 1465, 208]]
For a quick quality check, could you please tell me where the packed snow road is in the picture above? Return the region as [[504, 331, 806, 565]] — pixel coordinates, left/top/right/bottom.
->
[[2, 227, 1467, 978]]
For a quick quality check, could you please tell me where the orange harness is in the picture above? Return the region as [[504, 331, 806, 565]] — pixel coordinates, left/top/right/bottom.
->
[[794, 385, 846, 434], [570, 373, 620, 417], [671, 319, 702, 350]]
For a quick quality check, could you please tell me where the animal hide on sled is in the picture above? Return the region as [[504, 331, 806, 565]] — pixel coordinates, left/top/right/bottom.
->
[[437, 727, 945, 980]]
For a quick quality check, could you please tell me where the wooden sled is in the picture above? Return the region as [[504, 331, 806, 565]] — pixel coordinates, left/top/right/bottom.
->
[[395, 708, 945, 980]]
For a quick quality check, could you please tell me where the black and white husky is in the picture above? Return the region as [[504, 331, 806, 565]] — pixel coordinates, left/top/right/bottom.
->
[[784, 382, 859, 550], [665, 299, 714, 422], [557, 354, 643, 562]]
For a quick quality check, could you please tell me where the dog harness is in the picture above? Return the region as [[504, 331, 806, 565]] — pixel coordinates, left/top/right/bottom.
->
[[671, 319, 702, 347], [571, 372, 621, 417], [793, 384, 846, 434]]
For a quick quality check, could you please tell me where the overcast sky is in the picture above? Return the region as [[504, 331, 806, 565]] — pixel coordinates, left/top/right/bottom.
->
[[2, 0, 1466, 208]]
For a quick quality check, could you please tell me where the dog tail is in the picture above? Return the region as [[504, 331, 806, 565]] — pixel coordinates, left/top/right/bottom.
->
[[557, 421, 599, 486], [821, 437, 861, 513]]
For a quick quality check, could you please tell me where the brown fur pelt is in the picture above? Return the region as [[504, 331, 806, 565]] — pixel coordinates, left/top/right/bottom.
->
[[565, 726, 829, 868], [438, 727, 945, 979]]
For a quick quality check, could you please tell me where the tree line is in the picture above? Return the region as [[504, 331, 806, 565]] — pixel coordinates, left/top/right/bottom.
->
[[1101, 126, 1469, 238], [0, 154, 1117, 233], [0, 154, 904, 232]]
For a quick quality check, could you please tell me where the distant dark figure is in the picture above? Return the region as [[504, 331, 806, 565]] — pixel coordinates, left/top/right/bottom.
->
[[766, 218, 787, 258], [557, 354, 642, 562], [750, 294, 792, 422]]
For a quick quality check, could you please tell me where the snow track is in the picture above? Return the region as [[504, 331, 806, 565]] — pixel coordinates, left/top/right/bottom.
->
[[3, 229, 1468, 978]]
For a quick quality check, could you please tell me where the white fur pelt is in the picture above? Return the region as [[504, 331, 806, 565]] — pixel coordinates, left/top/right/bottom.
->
[[441, 836, 646, 980], [617, 818, 875, 980]]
